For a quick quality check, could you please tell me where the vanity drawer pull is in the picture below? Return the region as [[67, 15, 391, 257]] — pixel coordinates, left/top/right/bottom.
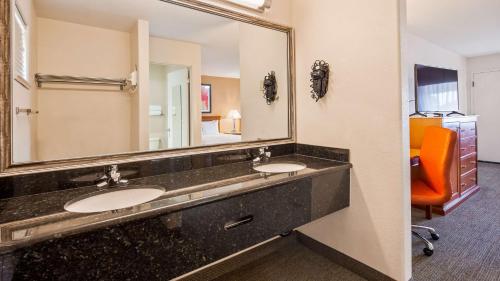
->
[[224, 215, 254, 230]]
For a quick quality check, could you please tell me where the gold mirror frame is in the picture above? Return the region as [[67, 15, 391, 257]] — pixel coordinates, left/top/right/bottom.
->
[[0, 0, 295, 176]]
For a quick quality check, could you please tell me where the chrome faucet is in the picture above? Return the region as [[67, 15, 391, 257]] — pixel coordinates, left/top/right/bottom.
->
[[253, 146, 271, 165], [96, 165, 128, 188]]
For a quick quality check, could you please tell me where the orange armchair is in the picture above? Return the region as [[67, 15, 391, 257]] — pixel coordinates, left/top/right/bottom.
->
[[411, 126, 457, 256]]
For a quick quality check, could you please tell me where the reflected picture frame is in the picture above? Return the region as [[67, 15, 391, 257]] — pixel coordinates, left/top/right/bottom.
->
[[201, 84, 212, 113]]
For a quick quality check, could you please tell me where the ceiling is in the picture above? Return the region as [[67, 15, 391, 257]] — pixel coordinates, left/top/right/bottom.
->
[[407, 0, 500, 58], [34, 0, 241, 77]]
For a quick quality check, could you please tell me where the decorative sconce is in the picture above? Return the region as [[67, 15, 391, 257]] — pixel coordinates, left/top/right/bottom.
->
[[310, 60, 330, 102], [263, 71, 278, 105]]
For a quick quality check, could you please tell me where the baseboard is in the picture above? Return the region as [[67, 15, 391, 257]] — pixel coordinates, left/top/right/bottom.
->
[[296, 231, 396, 281], [478, 160, 500, 165]]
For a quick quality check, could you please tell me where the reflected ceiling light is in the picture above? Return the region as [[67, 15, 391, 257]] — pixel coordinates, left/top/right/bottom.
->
[[223, 0, 272, 12]]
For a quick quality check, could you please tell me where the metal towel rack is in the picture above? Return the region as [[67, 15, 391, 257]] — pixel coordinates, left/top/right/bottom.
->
[[35, 73, 130, 90]]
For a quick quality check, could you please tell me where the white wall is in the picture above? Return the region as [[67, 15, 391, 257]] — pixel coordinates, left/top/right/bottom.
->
[[239, 22, 289, 141], [149, 36, 202, 146], [292, 0, 411, 280], [467, 52, 500, 113], [35, 18, 133, 161], [406, 33, 468, 114]]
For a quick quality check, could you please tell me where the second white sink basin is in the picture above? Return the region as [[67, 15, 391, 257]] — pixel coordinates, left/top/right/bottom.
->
[[64, 185, 165, 213], [253, 162, 306, 173]]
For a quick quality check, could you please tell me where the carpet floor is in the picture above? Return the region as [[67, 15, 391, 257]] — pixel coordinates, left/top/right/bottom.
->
[[411, 162, 500, 281], [212, 238, 367, 281]]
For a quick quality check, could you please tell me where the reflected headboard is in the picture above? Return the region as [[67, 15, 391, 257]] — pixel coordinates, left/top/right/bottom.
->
[[202, 115, 221, 132]]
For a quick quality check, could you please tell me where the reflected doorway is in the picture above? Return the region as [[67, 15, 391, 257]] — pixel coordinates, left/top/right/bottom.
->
[[149, 63, 190, 150]]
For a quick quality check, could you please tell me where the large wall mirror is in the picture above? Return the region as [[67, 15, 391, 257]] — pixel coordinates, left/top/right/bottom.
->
[[2, 0, 294, 171]]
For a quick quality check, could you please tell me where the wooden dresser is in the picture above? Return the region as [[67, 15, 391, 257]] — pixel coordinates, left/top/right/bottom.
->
[[410, 116, 480, 215]]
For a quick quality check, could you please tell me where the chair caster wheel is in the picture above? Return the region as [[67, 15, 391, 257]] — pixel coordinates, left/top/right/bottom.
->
[[431, 233, 440, 240], [423, 248, 434, 256]]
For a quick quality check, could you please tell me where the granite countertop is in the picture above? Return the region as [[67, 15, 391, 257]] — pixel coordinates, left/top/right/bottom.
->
[[0, 154, 351, 251]]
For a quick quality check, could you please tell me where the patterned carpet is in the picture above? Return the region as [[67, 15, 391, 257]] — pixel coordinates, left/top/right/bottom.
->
[[411, 162, 500, 281]]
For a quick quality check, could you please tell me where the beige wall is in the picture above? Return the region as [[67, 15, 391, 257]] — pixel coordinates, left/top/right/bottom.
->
[[35, 18, 133, 161], [292, 0, 411, 280], [406, 32, 468, 114], [239, 22, 289, 141], [201, 75, 240, 133], [150, 36, 202, 146], [130, 20, 150, 151]]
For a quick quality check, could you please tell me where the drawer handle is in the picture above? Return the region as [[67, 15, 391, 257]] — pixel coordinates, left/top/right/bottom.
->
[[460, 148, 466, 151], [461, 183, 466, 187], [470, 145, 476, 148], [461, 165, 466, 169], [224, 215, 254, 230]]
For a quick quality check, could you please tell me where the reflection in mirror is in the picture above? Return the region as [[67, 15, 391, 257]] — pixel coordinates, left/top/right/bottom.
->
[[11, 0, 290, 164]]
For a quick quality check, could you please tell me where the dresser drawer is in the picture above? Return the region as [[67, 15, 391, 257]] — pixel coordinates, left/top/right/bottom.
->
[[443, 122, 459, 132], [460, 136, 477, 156], [460, 153, 477, 175], [460, 169, 477, 192], [460, 122, 476, 138], [179, 180, 311, 262]]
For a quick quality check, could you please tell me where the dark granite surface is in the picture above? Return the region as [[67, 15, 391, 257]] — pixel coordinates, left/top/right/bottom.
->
[[0, 154, 349, 224], [296, 143, 350, 162], [0, 143, 351, 280], [0, 169, 351, 281], [0, 154, 350, 252], [0, 144, 296, 200], [0, 143, 350, 201]]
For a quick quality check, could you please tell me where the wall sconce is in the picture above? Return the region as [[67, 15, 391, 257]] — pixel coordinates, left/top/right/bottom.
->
[[222, 0, 272, 12], [310, 60, 330, 102], [263, 71, 278, 105]]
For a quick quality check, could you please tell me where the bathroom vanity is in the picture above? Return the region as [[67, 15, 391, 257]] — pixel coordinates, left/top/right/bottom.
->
[[0, 0, 355, 280], [0, 145, 351, 280]]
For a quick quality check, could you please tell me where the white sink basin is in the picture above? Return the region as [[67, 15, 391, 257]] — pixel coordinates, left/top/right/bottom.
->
[[253, 162, 306, 173], [64, 185, 165, 213]]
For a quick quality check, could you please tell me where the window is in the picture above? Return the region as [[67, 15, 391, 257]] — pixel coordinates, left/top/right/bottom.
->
[[13, 4, 29, 88]]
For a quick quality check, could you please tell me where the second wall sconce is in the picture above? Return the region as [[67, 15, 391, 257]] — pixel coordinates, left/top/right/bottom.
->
[[310, 60, 330, 102]]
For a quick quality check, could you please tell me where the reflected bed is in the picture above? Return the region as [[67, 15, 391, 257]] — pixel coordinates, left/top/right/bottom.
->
[[202, 115, 241, 145]]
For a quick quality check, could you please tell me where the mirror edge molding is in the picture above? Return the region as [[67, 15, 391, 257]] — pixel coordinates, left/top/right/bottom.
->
[[0, 0, 296, 176]]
